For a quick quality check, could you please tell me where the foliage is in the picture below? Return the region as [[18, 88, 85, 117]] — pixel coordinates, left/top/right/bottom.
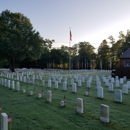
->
[[0, 10, 43, 71]]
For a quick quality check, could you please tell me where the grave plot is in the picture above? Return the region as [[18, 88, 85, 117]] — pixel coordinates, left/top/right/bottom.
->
[[0, 69, 130, 130]]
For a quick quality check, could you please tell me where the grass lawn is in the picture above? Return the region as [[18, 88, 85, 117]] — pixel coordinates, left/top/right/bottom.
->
[[0, 70, 130, 130]]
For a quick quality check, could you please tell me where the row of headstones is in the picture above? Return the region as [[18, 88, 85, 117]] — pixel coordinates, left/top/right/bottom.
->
[[97, 87, 123, 102], [96, 76, 130, 94], [2, 68, 100, 78], [0, 76, 124, 103], [1, 71, 95, 88], [103, 76, 128, 86], [76, 98, 109, 122], [0, 76, 88, 94], [0, 71, 92, 83], [95, 75, 127, 102], [1, 98, 109, 130], [0, 78, 20, 91]]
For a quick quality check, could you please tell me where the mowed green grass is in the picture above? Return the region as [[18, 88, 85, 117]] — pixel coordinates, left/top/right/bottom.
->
[[0, 71, 130, 130]]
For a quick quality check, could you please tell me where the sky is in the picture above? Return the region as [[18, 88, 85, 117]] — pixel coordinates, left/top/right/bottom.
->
[[0, 0, 130, 50]]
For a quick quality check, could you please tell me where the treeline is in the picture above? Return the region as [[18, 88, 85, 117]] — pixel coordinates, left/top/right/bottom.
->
[[0, 10, 130, 71]]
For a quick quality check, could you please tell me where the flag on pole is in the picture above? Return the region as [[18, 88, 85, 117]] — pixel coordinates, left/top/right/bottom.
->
[[100, 59, 102, 69], [63, 96, 66, 103], [0, 105, 2, 111], [41, 90, 44, 96], [70, 30, 72, 41], [8, 115, 12, 122]]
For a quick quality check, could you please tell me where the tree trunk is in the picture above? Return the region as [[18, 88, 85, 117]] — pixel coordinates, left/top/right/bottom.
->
[[10, 58, 15, 72]]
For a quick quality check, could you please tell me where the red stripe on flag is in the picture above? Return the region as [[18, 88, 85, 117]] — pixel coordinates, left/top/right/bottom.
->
[[8, 115, 12, 122], [70, 31, 72, 41]]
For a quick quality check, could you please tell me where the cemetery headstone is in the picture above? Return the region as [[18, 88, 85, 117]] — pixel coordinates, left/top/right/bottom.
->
[[100, 104, 109, 123], [122, 84, 128, 94], [47, 90, 52, 102], [48, 79, 51, 88], [115, 89, 122, 102], [77, 98, 84, 114], [97, 87, 104, 99], [55, 81, 58, 89], [72, 83, 77, 93], [1, 113, 8, 130]]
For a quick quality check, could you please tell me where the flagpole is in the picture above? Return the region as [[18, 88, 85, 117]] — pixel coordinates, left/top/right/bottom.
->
[[69, 27, 71, 71]]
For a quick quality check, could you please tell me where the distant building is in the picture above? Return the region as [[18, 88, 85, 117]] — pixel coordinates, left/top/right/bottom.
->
[[120, 48, 130, 67]]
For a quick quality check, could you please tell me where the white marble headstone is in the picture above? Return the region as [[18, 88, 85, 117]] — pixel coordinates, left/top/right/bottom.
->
[[120, 78, 123, 84], [55, 81, 58, 89], [1, 113, 8, 130], [48, 79, 51, 87], [115, 89, 122, 102], [108, 83, 113, 92], [97, 87, 104, 99], [100, 104, 109, 123], [122, 84, 128, 94], [77, 98, 83, 114], [72, 83, 77, 93], [62, 82, 67, 90], [115, 80, 119, 87], [47, 90, 52, 102], [60, 101, 65, 107], [78, 80, 82, 87], [127, 81, 130, 89], [16, 82, 20, 91]]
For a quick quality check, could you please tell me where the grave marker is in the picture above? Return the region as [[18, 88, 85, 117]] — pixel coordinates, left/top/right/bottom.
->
[[115, 89, 122, 102], [77, 98, 83, 114], [1, 113, 8, 130], [47, 90, 52, 102], [100, 104, 109, 123]]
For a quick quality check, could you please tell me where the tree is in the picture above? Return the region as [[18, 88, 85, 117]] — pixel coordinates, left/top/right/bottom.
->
[[97, 40, 110, 69], [0, 10, 43, 71], [78, 42, 95, 68]]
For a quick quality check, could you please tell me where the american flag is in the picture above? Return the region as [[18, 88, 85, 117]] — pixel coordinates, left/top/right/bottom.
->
[[0, 105, 2, 111], [8, 115, 12, 122], [70, 30, 72, 41], [41, 90, 44, 96], [63, 96, 66, 103]]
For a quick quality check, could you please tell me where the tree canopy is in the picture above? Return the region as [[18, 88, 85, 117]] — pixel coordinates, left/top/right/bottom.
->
[[0, 10, 43, 71]]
